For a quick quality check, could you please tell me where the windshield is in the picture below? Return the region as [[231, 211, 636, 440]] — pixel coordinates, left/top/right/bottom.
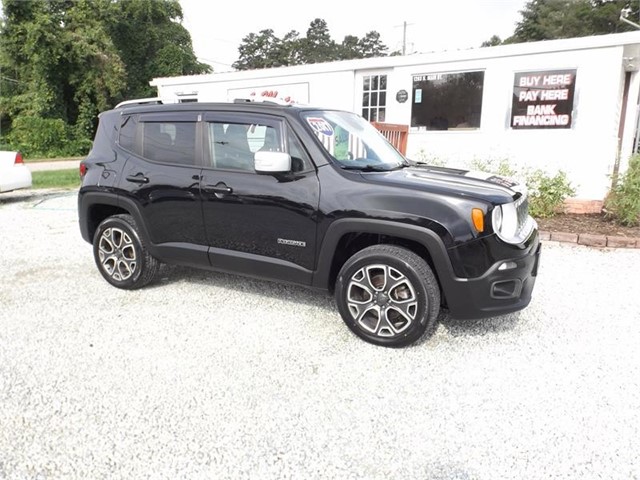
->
[[302, 110, 406, 171]]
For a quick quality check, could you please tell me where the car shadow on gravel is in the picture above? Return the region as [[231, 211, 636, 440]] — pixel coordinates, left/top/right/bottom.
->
[[152, 264, 337, 313], [437, 311, 522, 337], [150, 265, 525, 338]]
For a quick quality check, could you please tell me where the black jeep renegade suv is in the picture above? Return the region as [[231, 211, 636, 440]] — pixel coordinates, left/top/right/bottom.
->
[[78, 101, 541, 347]]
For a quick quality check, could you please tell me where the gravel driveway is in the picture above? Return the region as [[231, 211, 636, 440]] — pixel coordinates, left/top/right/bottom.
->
[[1, 190, 639, 480]]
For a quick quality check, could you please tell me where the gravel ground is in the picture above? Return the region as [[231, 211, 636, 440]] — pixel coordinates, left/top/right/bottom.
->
[[1, 190, 639, 480]]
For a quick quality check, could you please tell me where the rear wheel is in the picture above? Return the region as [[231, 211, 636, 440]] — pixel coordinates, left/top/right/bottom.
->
[[335, 245, 440, 347], [92, 214, 159, 289]]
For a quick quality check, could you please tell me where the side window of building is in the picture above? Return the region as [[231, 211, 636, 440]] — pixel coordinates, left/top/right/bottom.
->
[[207, 121, 282, 172], [141, 121, 197, 165], [411, 71, 485, 130], [119, 115, 138, 153], [362, 74, 387, 122]]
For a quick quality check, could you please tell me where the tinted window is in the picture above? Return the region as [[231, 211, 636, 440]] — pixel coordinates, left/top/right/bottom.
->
[[411, 71, 485, 130], [207, 121, 281, 171], [141, 121, 196, 165], [119, 115, 138, 152]]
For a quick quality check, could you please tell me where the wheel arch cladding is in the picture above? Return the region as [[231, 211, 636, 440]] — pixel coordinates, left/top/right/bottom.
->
[[314, 219, 455, 303]]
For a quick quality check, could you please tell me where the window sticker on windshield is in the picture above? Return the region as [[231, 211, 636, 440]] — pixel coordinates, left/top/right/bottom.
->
[[307, 117, 334, 136]]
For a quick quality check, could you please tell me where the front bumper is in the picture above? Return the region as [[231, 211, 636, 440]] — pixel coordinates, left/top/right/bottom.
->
[[443, 232, 541, 319]]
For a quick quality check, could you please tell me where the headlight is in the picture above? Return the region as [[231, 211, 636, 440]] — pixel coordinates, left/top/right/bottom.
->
[[492, 203, 521, 244]]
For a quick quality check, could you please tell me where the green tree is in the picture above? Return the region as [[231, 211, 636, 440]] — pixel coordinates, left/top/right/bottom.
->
[[507, 0, 638, 43], [299, 18, 339, 64], [1, 0, 125, 153], [233, 29, 287, 70], [233, 18, 389, 70], [481, 35, 503, 47], [107, 0, 210, 98], [338, 35, 361, 60], [357, 31, 388, 58], [281, 30, 303, 66], [0, 0, 209, 157]]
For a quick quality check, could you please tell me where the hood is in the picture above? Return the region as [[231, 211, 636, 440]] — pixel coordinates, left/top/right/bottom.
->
[[359, 164, 525, 205]]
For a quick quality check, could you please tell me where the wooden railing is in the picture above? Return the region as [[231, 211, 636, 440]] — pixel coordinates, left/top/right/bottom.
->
[[371, 122, 409, 155]]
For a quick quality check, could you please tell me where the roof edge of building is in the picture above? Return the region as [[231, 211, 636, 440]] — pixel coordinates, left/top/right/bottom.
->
[[150, 31, 640, 87]]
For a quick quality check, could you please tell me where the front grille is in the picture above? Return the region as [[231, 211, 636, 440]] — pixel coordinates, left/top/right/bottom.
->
[[515, 195, 529, 232], [513, 193, 536, 243]]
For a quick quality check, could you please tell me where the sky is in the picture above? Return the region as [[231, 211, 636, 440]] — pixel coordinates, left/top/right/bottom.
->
[[180, 0, 530, 72]]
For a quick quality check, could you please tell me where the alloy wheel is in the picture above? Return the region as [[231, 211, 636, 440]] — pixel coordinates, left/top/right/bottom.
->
[[97, 227, 137, 281], [346, 264, 418, 338]]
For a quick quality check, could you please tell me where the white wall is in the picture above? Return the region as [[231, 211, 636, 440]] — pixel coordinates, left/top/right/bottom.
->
[[396, 46, 625, 199], [158, 71, 355, 111]]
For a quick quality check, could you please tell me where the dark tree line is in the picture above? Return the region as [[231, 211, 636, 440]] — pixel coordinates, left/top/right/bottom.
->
[[0, 0, 210, 157], [482, 0, 639, 46], [233, 18, 389, 70]]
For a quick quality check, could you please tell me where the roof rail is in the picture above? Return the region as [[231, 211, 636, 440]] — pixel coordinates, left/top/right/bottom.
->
[[115, 97, 164, 108]]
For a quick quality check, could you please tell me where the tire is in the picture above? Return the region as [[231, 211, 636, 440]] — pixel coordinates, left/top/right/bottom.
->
[[335, 245, 441, 347], [92, 214, 159, 290]]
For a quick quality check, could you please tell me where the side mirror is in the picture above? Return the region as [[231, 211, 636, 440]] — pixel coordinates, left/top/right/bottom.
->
[[255, 151, 292, 173]]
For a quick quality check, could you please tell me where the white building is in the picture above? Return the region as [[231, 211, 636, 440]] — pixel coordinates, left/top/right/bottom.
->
[[150, 32, 640, 205]]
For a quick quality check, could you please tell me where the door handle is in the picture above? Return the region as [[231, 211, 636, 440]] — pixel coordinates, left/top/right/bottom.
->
[[126, 174, 149, 184], [204, 184, 233, 195]]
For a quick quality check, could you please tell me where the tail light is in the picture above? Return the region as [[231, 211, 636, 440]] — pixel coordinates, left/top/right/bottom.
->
[[14, 152, 24, 164], [79, 162, 87, 178]]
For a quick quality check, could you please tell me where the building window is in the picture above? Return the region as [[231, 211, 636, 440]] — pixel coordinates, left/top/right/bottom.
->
[[411, 71, 485, 130], [362, 75, 387, 122]]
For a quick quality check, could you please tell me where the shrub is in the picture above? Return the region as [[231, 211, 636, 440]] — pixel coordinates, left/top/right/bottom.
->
[[412, 149, 446, 167], [469, 158, 518, 178], [606, 155, 640, 226], [6, 116, 91, 158], [469, 159, 575, 218], [526, 170, 575, 218], [7, 117, 70, 157]]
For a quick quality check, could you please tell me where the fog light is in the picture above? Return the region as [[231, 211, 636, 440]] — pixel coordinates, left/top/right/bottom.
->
[[491, 280, 519, 298], [498, 261, 517, 271]]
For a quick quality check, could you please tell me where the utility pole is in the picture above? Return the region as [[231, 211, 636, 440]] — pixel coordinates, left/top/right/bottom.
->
[[395, 21, 414, 55], [402, 21, 408, 55]]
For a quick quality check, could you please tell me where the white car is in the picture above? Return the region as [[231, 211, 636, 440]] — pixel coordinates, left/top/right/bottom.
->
[[0, 151, 32, 193]]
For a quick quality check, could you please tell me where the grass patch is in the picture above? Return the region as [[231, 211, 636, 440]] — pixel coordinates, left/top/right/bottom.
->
[[32, 169, 81, 189], [24, 156, 85, 164]]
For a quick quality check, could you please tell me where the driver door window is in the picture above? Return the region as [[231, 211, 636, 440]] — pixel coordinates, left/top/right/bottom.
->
[[207, 121, 282, 171]]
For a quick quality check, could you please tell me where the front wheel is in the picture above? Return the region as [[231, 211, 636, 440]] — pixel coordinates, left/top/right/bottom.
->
[[335, 245, 441, 347], [92, 214, 159, 289]]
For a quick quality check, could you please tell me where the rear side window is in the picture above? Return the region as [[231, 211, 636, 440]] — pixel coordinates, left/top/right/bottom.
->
[[141, 121, 196, 165], [119, 115, 138, 152]]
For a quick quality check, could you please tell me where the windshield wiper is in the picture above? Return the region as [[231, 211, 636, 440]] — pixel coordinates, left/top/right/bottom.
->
[[340, 164, 405, 172]]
